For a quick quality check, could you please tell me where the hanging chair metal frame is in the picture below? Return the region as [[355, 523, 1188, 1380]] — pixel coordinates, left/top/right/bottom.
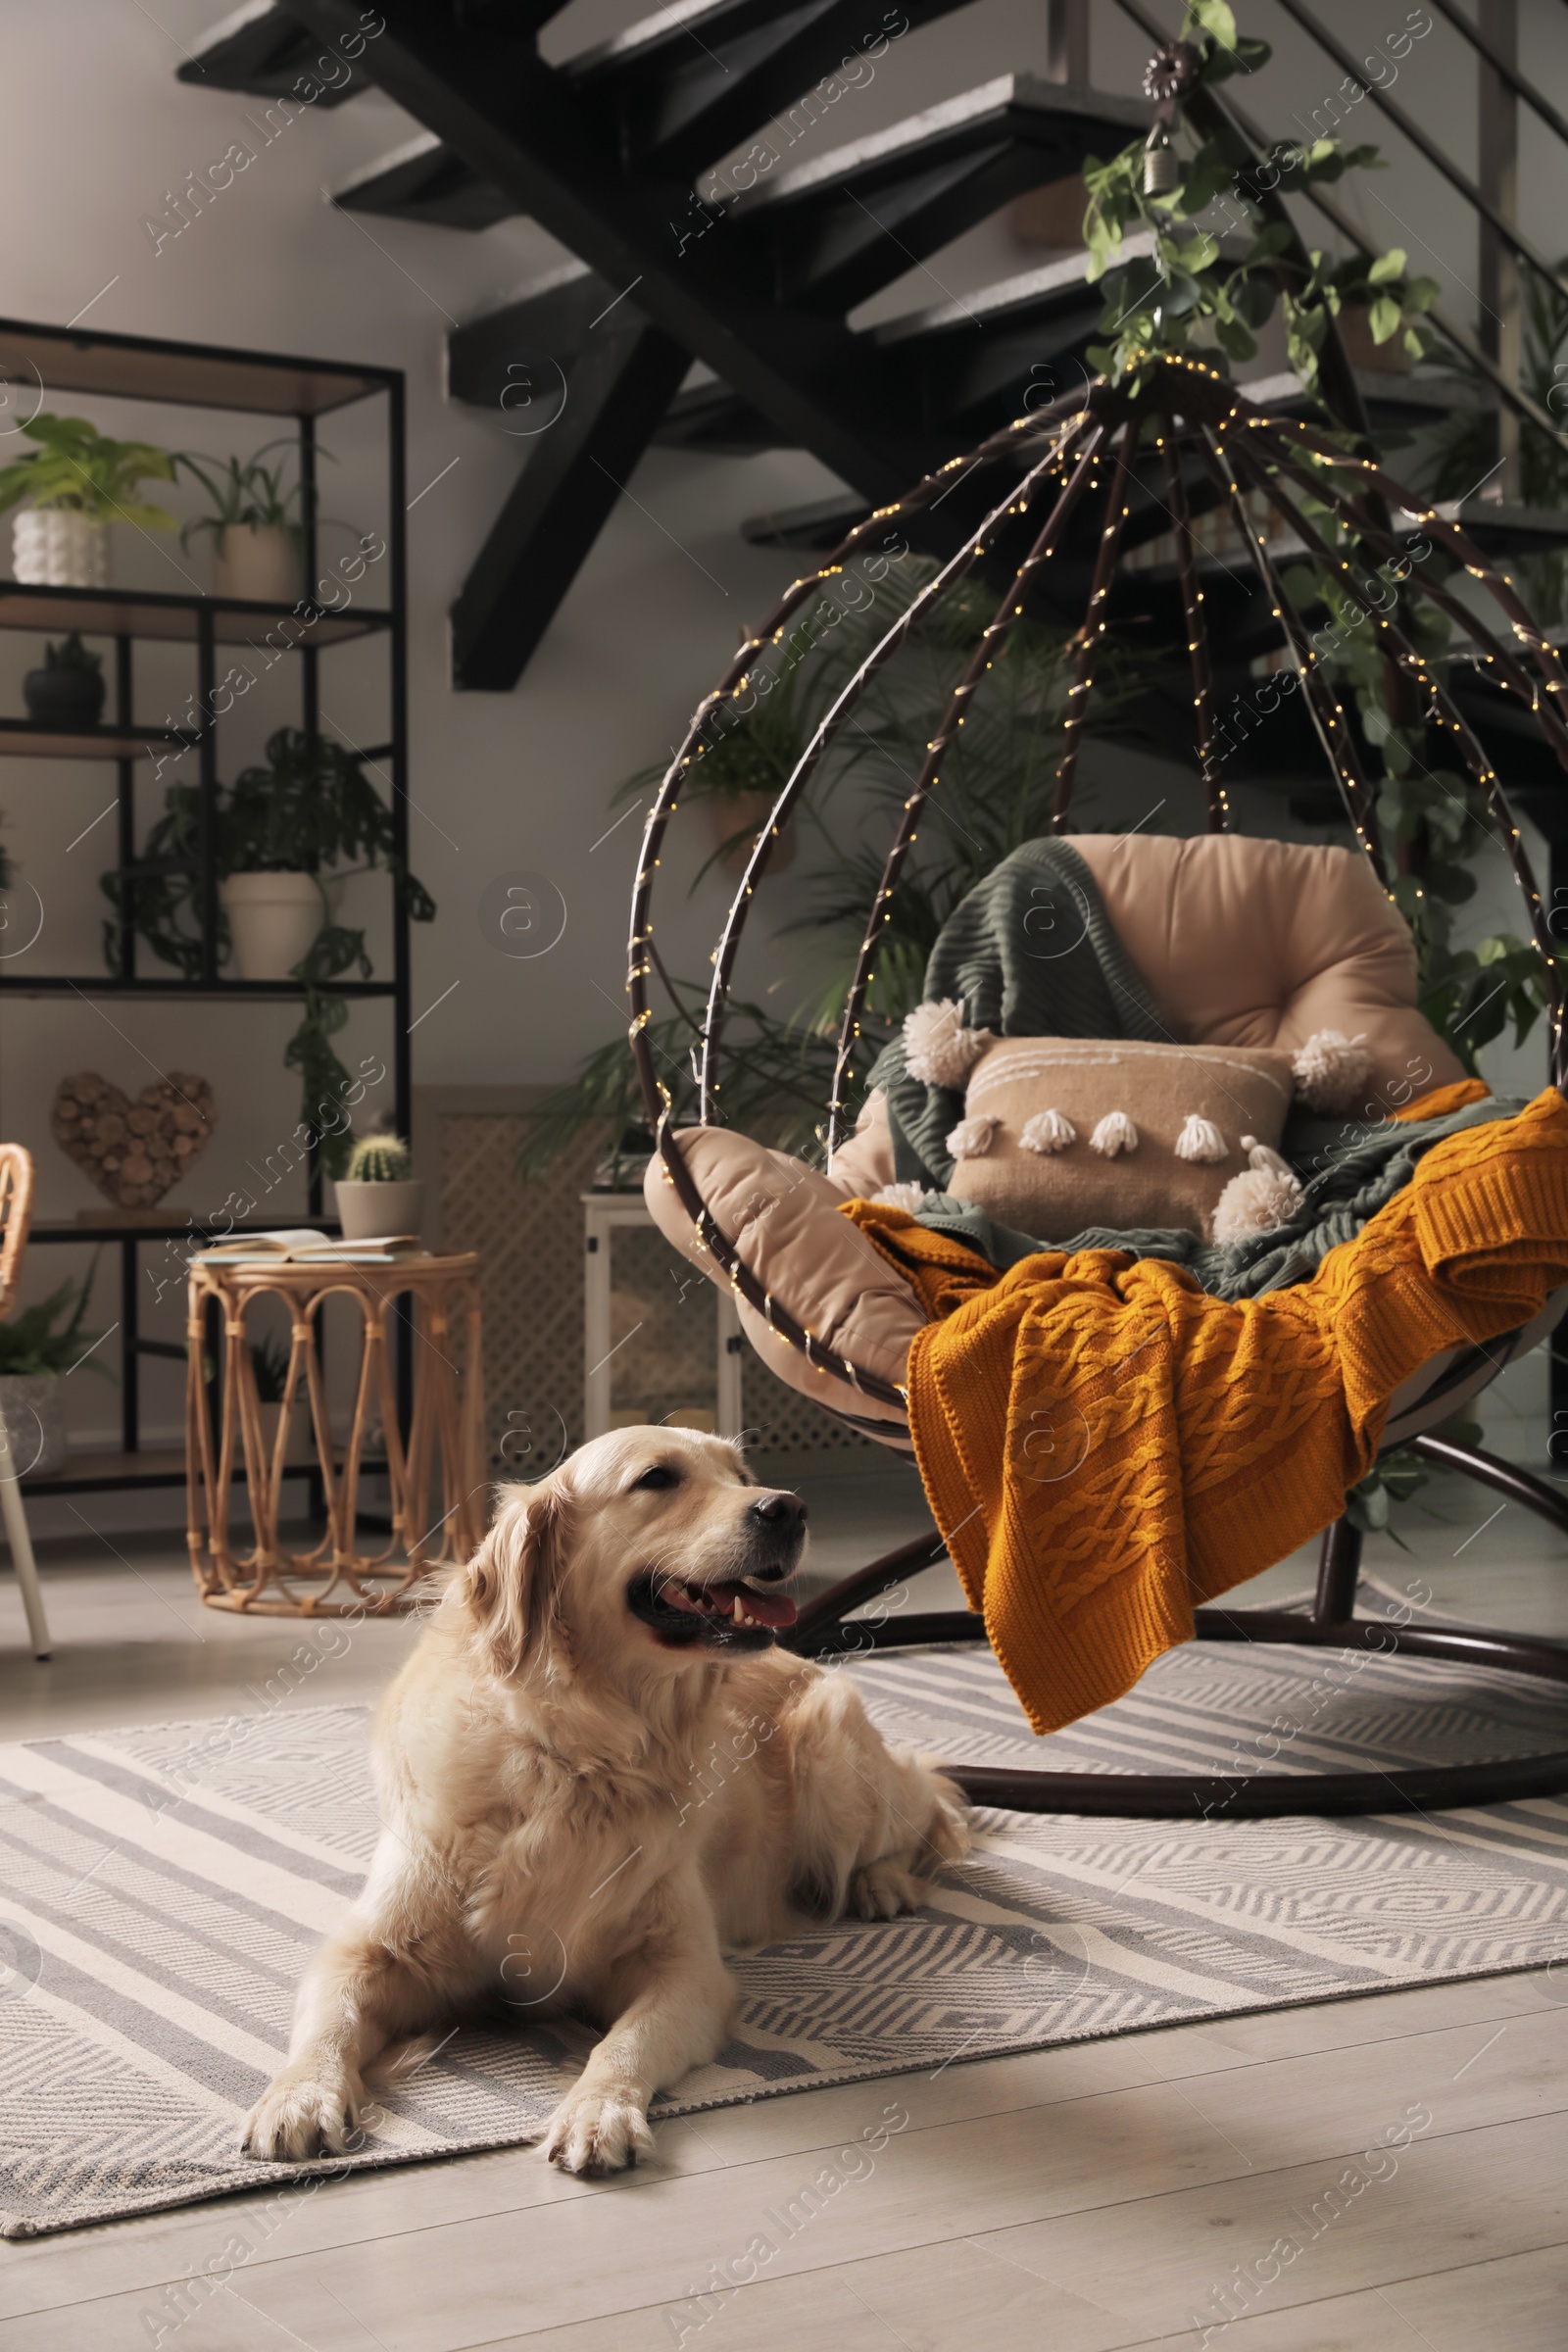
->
[[626, 356, 1568, 1819]]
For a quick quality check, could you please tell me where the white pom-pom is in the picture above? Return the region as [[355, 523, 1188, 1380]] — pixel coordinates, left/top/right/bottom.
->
[[946, 1113, 999, 1160], [1211, 1165, 1305, 1244], [1175, 1114, 1227, 1164], [904, 1000, 995, 1089], [1021, 1107, 1076, 1155], [871, 1180, 927, 1210], [1089, 1110, 1138, 1158], [1240, 1134, 1295, 1179], [1292, 1028, 1372, 1113]]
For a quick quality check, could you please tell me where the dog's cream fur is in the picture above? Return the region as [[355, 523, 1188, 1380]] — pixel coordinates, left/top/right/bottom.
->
[[245, 1427, 966, 2176]]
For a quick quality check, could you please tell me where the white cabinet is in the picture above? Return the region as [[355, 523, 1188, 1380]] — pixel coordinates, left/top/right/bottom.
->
[[582, 1195, 743, 1442]]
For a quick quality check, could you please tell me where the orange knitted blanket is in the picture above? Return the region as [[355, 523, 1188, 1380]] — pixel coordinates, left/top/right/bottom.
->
[[842, 1084, 1568, 1735]]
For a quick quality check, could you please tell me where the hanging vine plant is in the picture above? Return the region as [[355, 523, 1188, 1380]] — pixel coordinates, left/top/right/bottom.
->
[[1079, 0, 1548, 1072], [101, 728, 434, 1175]]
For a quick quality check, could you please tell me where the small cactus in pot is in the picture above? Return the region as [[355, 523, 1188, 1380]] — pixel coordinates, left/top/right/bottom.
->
[[346, 1132, 413, 1184], [333, 1124, 424, 1242]]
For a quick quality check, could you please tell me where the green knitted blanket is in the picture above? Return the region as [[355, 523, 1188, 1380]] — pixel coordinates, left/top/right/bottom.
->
[[868, 838, 1515, 1300]]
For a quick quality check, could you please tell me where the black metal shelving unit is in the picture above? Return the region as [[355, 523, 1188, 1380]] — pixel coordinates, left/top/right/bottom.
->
[[0, 315, 411, 1498]]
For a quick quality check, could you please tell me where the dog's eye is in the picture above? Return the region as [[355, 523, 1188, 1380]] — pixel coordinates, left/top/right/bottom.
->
[[633, 1465, 680, 1493]]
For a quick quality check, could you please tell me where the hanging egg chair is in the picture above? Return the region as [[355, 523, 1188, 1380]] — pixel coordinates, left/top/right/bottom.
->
[[628, 355, 1568, 1818]]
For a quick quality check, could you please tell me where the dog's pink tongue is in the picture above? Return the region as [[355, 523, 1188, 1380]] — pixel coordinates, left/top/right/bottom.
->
[[710, 1580, 798, 1629]]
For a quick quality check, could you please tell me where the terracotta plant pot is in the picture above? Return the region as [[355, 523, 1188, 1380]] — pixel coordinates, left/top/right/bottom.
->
[[212, 523, 299, 606], [13, 511, 110, 587], [219, 871, 331, 981], [331, 1178, 425, 1241], [708, 791, 798, 877]]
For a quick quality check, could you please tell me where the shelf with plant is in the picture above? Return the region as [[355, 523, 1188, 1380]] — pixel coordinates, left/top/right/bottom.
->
[[0, 414, 178, 590], [176, 437, 334, 607], [100, 726, 434, 1176]]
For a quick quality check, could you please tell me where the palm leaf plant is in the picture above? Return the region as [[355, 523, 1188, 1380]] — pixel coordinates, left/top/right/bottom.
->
[[0, 1260, 110, 1379], [174, 439, 314, 543]]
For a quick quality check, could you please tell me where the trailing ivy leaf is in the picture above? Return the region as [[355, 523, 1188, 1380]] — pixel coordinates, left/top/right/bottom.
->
[[1185, 0, 1238, 48], [1212, 314, 1257, 362], [1247, 220, 1295, 262], [1424, 862, 1477, 905], [1368, 293, 1402, 344], [1367, 248, 1407, 284]]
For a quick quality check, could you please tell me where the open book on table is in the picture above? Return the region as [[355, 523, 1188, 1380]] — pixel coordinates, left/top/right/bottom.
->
[[188, 1229, 427, 1267]]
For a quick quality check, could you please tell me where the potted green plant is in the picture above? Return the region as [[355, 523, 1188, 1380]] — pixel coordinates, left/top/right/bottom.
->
[[100, 731, 434, 1176], [23, 632, 105, 730], [176, 440, 316, 606], [0, 414, 177, 588], [628, 657, 813, 878], [0, 1262, 110, 1481], [213, 728, 400, 982], [332, 1127, 423, 1241]]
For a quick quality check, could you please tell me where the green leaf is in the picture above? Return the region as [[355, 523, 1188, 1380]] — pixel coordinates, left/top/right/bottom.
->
[[1368, 293, 1402, 345], [1212, 313, 1257, 362], [1367, 247, 1407, 284], [1248, 220, 1295, 262], [1185, 0, 1238, 48], [1172, 233, 1219, 274], [1425, 862, 1477, 905], [1233, 275, 1278, 328]]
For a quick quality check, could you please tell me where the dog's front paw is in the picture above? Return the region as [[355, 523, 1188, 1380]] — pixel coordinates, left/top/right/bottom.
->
[[543, 2083, 656, 2177], [850, 1856, 926, 1920], [243, 2068, 357, 2162]]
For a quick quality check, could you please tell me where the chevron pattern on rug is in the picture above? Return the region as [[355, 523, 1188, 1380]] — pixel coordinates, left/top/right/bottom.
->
[[1, 1640, 1566, 2235]]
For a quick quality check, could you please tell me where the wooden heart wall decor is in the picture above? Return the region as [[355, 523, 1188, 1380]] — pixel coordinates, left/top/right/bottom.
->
[[52, 1071, 216, 1209]]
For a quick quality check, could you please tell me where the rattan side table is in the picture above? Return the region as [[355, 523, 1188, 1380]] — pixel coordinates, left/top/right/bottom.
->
[[185, 1251, 485, 1615]]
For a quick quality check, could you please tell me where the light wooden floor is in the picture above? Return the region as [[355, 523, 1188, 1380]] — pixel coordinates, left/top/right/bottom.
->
[[2, 1459, 1566, 2351]]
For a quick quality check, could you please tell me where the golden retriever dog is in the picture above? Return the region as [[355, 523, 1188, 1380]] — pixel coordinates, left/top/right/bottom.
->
[[244, 1426, 966, 2176]]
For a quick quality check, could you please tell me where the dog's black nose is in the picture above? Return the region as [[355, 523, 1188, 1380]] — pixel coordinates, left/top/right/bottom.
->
[[751, 1491, 807, 1529]]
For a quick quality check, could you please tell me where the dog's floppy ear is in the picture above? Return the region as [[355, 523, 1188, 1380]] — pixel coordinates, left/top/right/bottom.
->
[[459, 1481, 566, 1678]]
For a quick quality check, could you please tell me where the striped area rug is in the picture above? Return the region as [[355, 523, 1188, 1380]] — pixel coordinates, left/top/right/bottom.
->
[[3, 1637, 1568, 2236]]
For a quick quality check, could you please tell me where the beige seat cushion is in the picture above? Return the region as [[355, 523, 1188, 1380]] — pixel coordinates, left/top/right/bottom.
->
[[1072, 833, 1467, 1105], [948, 1038, 1295, 1240], [826, 1089, 897, 1199], [643, 1128, 919, 1446]]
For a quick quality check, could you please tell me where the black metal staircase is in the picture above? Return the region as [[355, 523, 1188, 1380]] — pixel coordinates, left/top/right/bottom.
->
[[176, 0, 1568, 708]]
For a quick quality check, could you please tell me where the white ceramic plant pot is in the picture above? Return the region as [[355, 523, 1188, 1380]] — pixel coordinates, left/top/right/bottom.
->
[[220, 871, 331, 982], [0, 1372, 68, 1482], [213, 523, 299, 606], [331, 1179, 425, 1242], [13, 510, 110, 588]]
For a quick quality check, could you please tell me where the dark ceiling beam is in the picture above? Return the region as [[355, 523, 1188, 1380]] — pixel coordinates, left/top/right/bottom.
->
[[451, 310, 691, 690]]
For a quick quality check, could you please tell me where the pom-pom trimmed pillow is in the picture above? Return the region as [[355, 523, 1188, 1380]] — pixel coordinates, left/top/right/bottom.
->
[[946, 1039, 1296, 1241]]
